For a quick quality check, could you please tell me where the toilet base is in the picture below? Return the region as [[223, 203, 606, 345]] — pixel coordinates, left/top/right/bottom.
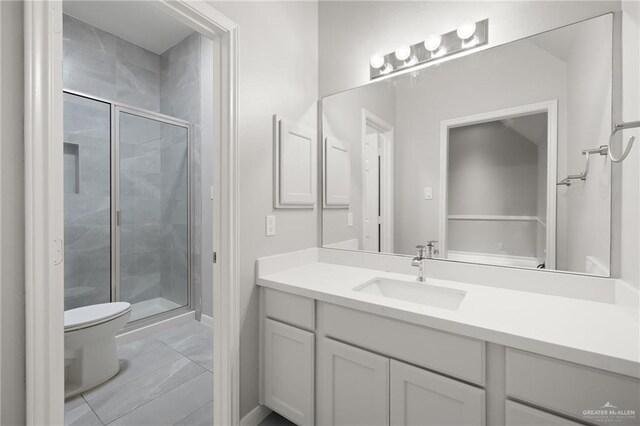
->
[[64, 307, 130, 398], [65, 336, 121, 398]]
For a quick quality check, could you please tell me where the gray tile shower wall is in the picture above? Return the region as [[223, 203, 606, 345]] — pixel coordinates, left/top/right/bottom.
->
[[63, 13, 201, 312], [159, 33, 202, 311], [63, 14, 161, 112]]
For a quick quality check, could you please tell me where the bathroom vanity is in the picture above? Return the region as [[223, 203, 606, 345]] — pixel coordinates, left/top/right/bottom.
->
[[257, 249, 639, 426], [258, 11, 640, 426]]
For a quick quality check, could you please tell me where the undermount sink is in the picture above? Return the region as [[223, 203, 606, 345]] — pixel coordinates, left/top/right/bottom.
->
[[354, 278, 466, 310]]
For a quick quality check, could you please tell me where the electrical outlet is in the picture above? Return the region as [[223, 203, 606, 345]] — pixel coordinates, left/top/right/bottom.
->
[[424, 186, 433, 200], [347, 211, 353, 227], [266, 215, 276, 236]]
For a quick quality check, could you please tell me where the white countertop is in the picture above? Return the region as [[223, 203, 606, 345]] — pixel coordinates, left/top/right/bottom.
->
[[258, 261, 640, 379]]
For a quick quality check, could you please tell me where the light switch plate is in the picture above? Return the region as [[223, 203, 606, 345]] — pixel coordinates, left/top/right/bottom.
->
[[266, 215, 276, 236], [347, 211, 353, 227], [424, 186, 433, 200]]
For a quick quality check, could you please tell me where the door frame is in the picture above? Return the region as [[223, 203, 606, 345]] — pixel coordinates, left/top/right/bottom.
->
[[24, 1, 239, 424], [439, 100, 558, 269], [361, 109, 394, 253]]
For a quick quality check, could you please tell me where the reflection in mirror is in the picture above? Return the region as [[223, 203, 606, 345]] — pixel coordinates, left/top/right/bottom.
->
[[321, 14, 613, 276]]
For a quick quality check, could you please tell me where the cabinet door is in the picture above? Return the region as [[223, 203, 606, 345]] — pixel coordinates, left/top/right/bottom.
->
[[390, 360, 485, 426], [263, 319, 315, 425], [506, 401, 584, 426], [319, 338, 389, 425]]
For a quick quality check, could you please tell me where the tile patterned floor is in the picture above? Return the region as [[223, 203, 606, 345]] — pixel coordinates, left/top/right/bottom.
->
[[65, 320, 213, 426]]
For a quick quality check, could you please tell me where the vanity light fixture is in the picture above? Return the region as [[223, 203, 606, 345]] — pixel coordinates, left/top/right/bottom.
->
[[369, 18, 489, 80]]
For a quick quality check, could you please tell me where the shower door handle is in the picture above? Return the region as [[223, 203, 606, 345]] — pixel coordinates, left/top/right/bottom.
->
[[116, 210, 121, 226]]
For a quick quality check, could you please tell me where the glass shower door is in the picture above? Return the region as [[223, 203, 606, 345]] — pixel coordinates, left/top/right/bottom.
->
[[117, 109, 190, 321], [63, 93, 112, 310]]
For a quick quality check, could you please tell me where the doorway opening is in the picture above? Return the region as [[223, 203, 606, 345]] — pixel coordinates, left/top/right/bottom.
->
[[439, 101, 558, 269], [361, 109, 394, 253], [25, 1, 239, 424]]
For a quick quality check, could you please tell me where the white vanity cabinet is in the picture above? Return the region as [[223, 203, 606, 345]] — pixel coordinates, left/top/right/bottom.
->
[[505, 348, 640, 426], [263, 319, 315, 425], [261, 289, 316, 425], [260, 286, 639, 426], [318, 338, 389, 425], [391, 360, 485, 425], [318, 338, 485, 426]]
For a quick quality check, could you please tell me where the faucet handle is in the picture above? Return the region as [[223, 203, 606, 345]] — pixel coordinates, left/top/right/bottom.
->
[[425, 241, 439, 258], [415, 245, 426, 257]]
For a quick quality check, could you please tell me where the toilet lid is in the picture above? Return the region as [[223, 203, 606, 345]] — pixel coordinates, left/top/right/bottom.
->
[[65, 302, 131, 331]]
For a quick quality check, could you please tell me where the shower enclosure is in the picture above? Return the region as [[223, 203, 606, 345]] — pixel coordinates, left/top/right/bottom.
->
[[63, 91, 192, 323]]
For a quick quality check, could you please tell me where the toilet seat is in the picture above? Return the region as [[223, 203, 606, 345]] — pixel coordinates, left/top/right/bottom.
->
[[65, 302, 131, 332]]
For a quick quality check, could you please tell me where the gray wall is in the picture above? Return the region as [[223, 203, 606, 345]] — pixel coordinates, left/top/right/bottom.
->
[[209, 1, 319, 418], [0, 1, 25, 423]]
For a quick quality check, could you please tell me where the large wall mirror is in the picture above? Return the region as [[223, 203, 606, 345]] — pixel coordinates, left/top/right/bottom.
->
[[321, 14, 615, 276]]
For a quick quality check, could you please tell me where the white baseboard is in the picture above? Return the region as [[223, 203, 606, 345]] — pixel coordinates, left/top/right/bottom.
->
[[200, 313, 214, 328], [116, 311, 195, 345], [240, 405, 272, 426]]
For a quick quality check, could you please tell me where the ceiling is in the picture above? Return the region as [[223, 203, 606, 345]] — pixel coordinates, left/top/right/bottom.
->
[[528, 23, 579, 62], [501, 113, 548, 146], [63, 1, 194, 54]]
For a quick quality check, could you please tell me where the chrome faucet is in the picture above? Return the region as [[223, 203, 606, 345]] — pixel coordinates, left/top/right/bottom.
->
[[425, 241, 439, 259], [412, 245, 428, 282]]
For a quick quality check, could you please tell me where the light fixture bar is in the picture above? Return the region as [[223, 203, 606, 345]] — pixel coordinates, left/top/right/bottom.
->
[[369, 19, 489, 80]]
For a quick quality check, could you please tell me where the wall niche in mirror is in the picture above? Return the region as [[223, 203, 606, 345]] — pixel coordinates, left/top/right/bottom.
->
[[321, 14, 614, 276]]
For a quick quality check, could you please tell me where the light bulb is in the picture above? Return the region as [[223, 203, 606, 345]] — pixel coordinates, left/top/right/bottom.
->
[[424, 34, 442, 52], [394, 45, 412, 61], [369, 54, 385, 69], [456, 21, 477, 40]]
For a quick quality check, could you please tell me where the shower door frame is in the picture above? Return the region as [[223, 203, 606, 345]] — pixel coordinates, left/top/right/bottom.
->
[[62, 89, 195, 321], [113, 103, 194, 318]]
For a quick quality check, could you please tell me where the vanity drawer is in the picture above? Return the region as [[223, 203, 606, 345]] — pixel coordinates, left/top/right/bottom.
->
[[506, 400, 584, 425], [264, 288, 315, 331], [321, 303, 485, 385], [506, 348, 640, 425]]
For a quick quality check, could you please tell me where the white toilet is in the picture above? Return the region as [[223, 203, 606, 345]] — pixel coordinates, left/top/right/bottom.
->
[[64, 302, 131, 397]]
